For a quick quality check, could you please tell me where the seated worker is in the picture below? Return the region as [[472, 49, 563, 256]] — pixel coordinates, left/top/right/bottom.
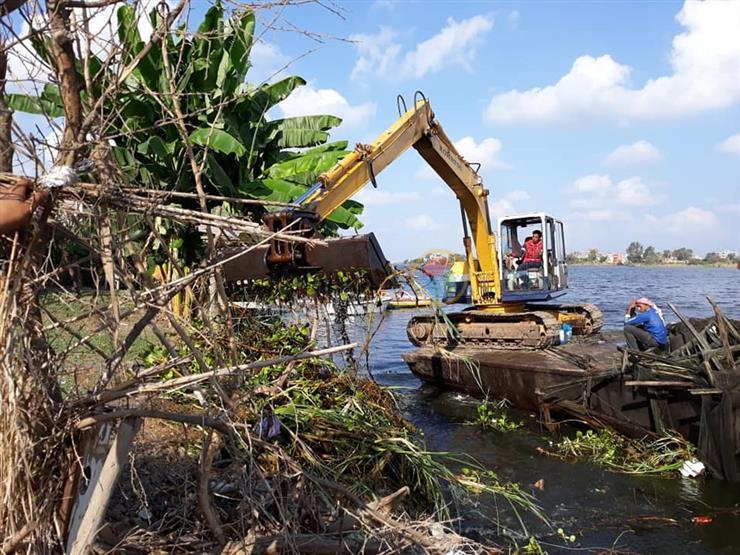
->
[[624, 297, 669, 351], [517, 230, 543, 271]]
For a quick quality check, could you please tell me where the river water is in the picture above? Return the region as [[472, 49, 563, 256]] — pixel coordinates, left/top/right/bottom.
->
[[359, 265, 740, 554]]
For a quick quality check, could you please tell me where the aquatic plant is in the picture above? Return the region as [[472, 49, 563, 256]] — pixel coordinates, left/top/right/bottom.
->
[[551, 428, 695, 475], [474, 399, 524, 432], [518, 536, 546, 554]]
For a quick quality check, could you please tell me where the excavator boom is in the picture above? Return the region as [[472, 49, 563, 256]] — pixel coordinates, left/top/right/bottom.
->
[[222, 95, 603, 347]]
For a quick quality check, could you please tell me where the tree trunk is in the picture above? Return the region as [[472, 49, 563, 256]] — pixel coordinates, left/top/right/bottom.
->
[[0, 45, 13, 172]]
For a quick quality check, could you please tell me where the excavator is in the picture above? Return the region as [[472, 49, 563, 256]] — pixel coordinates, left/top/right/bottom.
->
[[222, 93, 602, 349]]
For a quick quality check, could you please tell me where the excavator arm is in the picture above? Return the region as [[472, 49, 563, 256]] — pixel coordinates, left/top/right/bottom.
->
[[221, 94, 603, 348], [259, 98, 503, 306]]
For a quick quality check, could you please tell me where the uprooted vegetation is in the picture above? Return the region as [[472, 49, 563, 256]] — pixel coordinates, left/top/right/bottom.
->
[[0, 1, 544, 552]]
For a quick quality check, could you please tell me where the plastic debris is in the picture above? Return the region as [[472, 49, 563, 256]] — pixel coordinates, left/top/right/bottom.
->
[[680, 458, 705, 478], [39, 165, 78, 189], [255, 413, 281, 439]]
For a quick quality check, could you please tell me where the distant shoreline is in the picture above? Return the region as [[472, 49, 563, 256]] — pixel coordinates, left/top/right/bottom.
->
[[569, 262, 737, 269]]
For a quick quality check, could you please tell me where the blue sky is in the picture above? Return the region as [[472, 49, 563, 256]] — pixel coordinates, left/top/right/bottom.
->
[[6, 0, 739, 261], [252, 0, 740, 260]]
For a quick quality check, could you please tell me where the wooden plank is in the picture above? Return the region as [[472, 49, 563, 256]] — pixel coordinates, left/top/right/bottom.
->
[[624, 380, 694, 388], [706, 297, 736, 371], [65, 417, 140, 554], [667, 302, 718, 386], [689, 388, 723, 395]]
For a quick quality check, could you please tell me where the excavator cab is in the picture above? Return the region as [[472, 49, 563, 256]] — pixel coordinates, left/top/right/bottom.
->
[[498, 213, 568, 302]]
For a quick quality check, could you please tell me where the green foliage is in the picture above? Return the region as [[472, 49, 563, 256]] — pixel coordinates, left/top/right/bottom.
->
[[474, 399, 523, 432], [673, 247, 694, 261], [12, 4, 362, 265], [643, 245, 660, 265], [239, 270, 373, 304], [626, 241, 644, 263], [554, 428, 694, 475]]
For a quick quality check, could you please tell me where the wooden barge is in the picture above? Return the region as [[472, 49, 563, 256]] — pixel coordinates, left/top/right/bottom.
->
[[403, 312, 740, 482]]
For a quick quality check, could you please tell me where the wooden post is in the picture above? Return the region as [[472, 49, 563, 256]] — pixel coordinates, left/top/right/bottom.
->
[[65, 417, 141, 554]]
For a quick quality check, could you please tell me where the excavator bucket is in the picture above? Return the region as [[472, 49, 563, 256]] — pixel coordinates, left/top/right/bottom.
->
[[219, 232, 394, 289]]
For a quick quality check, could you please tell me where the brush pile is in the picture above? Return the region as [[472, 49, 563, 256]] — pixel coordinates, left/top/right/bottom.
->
[[2, 174, 531, 553], [0, 1, 549, 551], [622, 298, 740, 480]]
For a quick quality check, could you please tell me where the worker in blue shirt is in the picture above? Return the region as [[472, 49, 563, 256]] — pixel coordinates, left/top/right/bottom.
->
[[624, 297, 669, 352]]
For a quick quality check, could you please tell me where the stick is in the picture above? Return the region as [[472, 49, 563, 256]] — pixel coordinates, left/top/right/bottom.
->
[[706, 297, 736, 370], [82, 343, 357, 405], [667, 302, 718, 386], [75, 408, 231, 434], [198, 429, 226, 545], [624, 381, 695, 388]]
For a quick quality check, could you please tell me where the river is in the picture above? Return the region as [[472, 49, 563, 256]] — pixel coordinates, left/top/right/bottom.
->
[[361, 265, 740, 554]]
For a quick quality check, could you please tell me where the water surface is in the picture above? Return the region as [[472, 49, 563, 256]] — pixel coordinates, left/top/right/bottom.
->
[[363, 266, 740, 554]]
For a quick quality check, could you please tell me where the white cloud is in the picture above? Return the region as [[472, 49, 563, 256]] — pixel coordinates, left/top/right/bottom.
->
[[484, 190, 532, 222], [350, 15, 493, 81], [249, 41, 291, 84], [404, 214, 439, 230], [485, 1, 740, 124], [615, 177, 655, 206], [646, 206, 720, 235], [604, 140, 662, 166], [507, 10, 520, 30], [575, 209, 622, 222], [716, 133, 740, 156], [455, 137, 509, 170], [354, 188, 420, 206], [489, 198, 516, 222], [570, 174, 612, 195], [278, 84, 377, 132], [416, 135, 508, 179], [504, 190, 530, 202], [716, 203, 740, 214], [567, 174, 659, 212]]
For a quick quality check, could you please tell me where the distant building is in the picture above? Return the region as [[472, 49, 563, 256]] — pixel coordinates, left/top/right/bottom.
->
[[718, 250, 737, 259], [609, 252, 625, 264]]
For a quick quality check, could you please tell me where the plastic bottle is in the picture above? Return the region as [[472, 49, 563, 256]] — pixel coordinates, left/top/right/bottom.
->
[[559, 323, 573, 345]]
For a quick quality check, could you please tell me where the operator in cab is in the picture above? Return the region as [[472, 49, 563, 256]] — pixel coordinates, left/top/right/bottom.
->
[[624, 297, 669, 352], [517, 230, 543, 271]]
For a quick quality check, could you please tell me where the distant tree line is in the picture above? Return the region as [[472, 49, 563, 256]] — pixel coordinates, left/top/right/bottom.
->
[[625, 242, 736, 265], [566, 244, 737, 265]]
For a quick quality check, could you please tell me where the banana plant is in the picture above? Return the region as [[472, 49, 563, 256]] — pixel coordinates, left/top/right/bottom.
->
[[9, 3, 363, 238]]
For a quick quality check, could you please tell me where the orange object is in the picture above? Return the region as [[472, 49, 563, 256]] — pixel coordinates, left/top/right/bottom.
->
[[691, 515, 713, 525], [0, 179, 49, 235]]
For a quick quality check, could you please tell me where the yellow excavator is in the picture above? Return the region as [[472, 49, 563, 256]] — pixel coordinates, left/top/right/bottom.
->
[[223, 93, 602, 349]]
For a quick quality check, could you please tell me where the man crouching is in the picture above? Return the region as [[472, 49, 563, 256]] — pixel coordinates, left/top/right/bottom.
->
[[624, 297, 669, 352]]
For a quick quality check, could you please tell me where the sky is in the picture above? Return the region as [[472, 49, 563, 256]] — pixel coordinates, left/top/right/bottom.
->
[[252, 0, 740, 261], [6, 0, 740, 261]]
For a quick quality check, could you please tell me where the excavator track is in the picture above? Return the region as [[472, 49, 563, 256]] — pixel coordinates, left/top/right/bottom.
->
[[524, 303, 604, 336], [407, 310, 561, 350]]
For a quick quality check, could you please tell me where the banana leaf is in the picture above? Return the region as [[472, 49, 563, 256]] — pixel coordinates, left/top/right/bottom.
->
[[190, 128, 246, 157]]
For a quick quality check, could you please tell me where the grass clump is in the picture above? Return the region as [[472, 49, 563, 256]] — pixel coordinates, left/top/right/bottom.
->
[[551, 428, 694, 475]]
